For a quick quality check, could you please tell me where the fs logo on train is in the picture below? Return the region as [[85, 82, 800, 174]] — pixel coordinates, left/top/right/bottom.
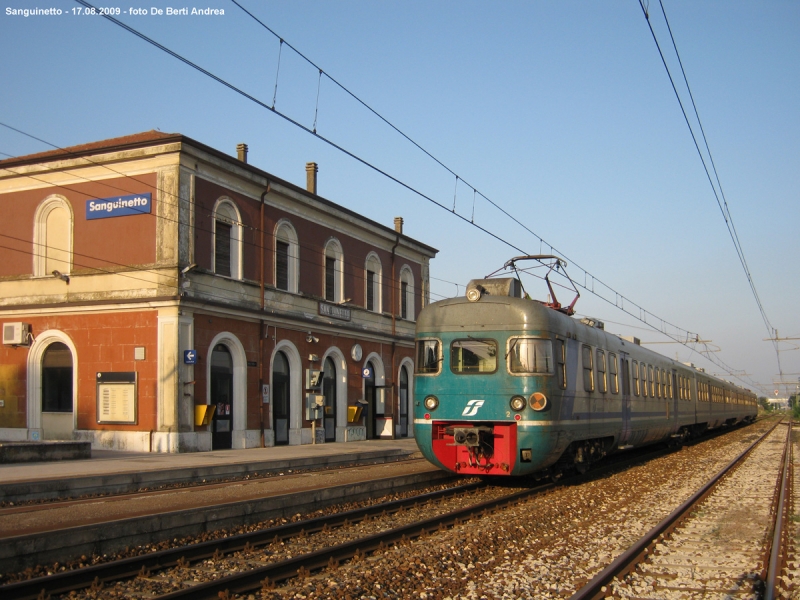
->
[[462, 399, 485, 416]]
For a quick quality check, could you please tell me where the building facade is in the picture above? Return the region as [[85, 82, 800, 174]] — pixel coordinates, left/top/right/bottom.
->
[[0, 132, 436, 452]]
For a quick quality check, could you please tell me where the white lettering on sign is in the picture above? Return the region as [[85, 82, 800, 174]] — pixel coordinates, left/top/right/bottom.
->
[[319, 302, 351, 321], [87, 196, 149, 213]]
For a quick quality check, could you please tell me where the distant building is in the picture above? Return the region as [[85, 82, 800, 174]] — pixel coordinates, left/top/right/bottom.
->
[[766, 398, 790, 410], [0, 132, 436, 452]]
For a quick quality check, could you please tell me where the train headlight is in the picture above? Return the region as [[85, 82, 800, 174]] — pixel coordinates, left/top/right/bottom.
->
[[510, 395, 526, 412], [424, 395, 439, 411], [466, 287, 482, 302], [529, 392, 548, 411]]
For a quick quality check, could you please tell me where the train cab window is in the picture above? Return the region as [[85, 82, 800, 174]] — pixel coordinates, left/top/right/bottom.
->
[[608, 353, 619, 394], [556, 339, 567, 389], [416, 339, 441, 375], [507, 338, 554, 374], [596, 349, 607, 393], [632, 360, 640, 396], [582, 345, 594, 392], [450, 339, 497, 374]]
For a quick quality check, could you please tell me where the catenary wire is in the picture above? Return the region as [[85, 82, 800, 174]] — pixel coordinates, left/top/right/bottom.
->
[[35, 0, 766, 390], [637, 0, 779, 374]]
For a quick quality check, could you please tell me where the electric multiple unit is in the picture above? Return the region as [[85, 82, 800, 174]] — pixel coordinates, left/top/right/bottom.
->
[[413, 266, 757, 478]]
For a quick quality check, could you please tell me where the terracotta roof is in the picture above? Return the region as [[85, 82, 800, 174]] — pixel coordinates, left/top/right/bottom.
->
[[0, 130, 181, 167]]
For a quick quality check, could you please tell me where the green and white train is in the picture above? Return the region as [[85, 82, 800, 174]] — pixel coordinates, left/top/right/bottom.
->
[[413, 273, 757, 477]]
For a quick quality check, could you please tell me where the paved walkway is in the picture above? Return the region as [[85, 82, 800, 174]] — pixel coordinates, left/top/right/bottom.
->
[[0, 437, 421, 485]]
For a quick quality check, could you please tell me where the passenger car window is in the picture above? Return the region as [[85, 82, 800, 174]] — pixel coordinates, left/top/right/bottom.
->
[[609, 353, 618, 394], [632, 360, 640, 396], [507, 338, 554, 374], [556, 339, 567, 389], [415, 339, 441, 374], [596, 349, 607, 393], [450, 339, 497, 374], [582, 345, 594, 392]]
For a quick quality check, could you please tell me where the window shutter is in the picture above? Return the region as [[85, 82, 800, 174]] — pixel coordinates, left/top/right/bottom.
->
[[215, 221, 232, 277], [276, 241, 289, 290]]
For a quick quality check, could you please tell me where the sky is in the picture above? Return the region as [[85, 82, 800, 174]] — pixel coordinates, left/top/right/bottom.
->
[[1, 1, 798, 396]]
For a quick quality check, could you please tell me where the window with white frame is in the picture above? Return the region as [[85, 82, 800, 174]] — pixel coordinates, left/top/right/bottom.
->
[[33, 195, 73, 277], [274, 220, 299, 293], [365, 253, 382, 312], [212, 198, 243, 279], [399, 265, 415, 321], [323, 238, 344, 303]]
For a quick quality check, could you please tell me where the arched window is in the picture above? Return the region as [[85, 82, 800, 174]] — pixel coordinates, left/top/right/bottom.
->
[[399, 265, 415, 321], [33, 195, 73, 277], [274, 220, 299, 293], [212, 198, 243, 279], [323, 238, 344, 303], [365, 253, 382, 313], [272, 351, 291, 446]]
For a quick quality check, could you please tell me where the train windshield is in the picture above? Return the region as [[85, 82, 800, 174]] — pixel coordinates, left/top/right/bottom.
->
[[507, 338, 554, 374], [450, 339, 498, 374], [416, 339, 441, 374]]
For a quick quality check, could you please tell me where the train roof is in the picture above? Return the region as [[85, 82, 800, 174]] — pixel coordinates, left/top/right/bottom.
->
[[417, 291, 754, 395]]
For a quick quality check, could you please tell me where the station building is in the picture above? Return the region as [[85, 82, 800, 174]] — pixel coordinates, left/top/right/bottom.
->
[[0, 131, 437, 452]]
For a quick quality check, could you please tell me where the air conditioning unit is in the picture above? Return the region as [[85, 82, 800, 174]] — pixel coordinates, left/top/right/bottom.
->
[[3, 322, 31, 346]]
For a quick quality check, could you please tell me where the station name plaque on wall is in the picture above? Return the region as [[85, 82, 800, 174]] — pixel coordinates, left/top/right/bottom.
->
[[96, 372, 137, 424]]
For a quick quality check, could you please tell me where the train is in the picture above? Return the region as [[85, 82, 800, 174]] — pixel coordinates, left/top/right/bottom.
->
[[413, 257, 758, 478]]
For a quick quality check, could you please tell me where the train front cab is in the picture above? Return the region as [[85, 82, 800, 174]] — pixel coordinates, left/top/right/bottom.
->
[[414, 331, 563, 476]]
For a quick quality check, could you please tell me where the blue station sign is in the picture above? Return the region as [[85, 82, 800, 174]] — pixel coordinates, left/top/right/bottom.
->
[[86, 193, 152, 220]]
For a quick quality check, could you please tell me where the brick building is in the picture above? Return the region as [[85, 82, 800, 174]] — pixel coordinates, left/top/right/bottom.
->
[[0, 132, 436, 452]]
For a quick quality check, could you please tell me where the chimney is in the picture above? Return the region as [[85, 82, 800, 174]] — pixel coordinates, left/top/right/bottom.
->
[[236, 143, 248, 163], [394, 217, 404, 234], [306, 162, 318, 194]]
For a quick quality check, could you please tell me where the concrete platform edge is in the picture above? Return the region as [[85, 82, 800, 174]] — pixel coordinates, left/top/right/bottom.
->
[[0, 448, 414, 503], [0, 468, 453, 574]]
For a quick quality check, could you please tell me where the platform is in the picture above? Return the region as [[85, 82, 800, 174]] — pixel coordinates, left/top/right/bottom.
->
[[0, 437, 424, 503]]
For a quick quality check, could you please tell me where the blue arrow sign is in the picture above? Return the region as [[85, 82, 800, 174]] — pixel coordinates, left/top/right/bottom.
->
[[184, 350, 197, 365]]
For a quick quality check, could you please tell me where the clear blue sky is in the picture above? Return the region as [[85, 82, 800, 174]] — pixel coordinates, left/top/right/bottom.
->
[[2, 1, 798, 395]]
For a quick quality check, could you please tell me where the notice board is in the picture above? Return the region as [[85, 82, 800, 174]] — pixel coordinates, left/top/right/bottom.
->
[[96, 372, 137, 424]]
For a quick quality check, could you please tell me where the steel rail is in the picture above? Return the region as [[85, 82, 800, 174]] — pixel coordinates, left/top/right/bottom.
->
[[0, 481, 481, 600], [0, 420, 761, 600], [765, 420, 793, 599], [152, 438, 721, 600], [569, 419, 783, 600], [154, 483, 556, 599]]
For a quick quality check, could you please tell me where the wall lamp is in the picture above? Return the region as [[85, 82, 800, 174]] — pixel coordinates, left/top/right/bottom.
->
[[51, 270, 70, 284], [306, 332, 319, 344]]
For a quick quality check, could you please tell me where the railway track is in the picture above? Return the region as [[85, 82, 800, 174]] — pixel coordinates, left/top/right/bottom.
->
[[0, 432, 687, 600], [0, 480, 510, 599], [571, 419, 792, 599], [0, 420, 774, 599]]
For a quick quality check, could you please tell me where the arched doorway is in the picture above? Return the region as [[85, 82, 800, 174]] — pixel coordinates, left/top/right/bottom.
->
[[272, 351, 290, 445], [210, 344, 233, 450], [364, 362, 375, 439], [41, 342, 74, 440], [322, 357, 337, 442], [399, 365, 409, 438], [364, 360, 387, 439]]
